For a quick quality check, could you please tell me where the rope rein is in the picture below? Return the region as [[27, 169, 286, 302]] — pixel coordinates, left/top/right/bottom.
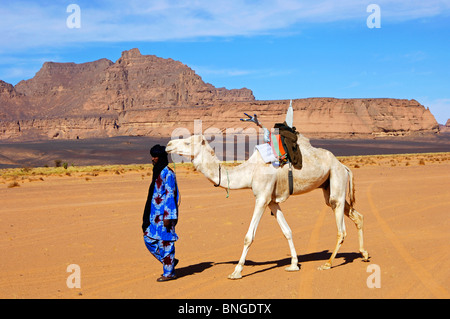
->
[[213, 163, 230, 198], [213, 163, 221, 187]]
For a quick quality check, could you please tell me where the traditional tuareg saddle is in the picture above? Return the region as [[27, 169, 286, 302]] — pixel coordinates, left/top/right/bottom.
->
[[272, 121, 302, 195], [273, 121, 302, 170], [241, 111, 302, 195]]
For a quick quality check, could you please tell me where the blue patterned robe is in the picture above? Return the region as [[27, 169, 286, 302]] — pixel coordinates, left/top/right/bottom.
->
[[143, 166, 179, 241]]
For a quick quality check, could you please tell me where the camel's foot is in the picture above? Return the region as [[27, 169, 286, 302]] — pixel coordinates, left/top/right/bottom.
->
[[228, 271, 242, 280], [361, 250, 370, 262], [318, 262, 331, 270], [228, 264, 243, 280], [285, 264, 300, 272]]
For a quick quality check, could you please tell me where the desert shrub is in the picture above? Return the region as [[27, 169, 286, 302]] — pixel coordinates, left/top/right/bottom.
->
[[8, 181, 20, 188]]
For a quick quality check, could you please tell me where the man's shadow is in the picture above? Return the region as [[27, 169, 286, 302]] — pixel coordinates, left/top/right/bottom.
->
[[175, 262, 215, 279], [176, 250, 366, 279]]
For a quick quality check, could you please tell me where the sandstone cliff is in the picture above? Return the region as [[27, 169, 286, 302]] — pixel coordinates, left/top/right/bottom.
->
[[1, 98, 439, 140], [0, 49, 440, 141]]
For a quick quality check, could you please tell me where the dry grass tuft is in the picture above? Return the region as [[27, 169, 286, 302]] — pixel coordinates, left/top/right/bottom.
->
[[1, 153, 449, 187]]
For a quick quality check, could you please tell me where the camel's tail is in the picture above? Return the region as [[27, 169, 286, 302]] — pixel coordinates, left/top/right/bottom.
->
[[343, 165, 356, 209]]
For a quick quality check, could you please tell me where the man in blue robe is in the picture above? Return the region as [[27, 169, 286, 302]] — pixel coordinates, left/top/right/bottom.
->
[[142, 144, 180, 282]]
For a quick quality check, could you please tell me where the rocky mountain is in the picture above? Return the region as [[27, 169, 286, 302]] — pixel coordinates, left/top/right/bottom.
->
[[3, 48, 254, 121], [0, 49, 441, 141]]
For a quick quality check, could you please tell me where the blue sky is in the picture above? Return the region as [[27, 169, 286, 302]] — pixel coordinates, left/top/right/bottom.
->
[[1, 0, 449, 124]]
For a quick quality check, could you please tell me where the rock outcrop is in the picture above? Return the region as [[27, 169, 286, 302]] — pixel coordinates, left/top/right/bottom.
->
[[0, 49, 441, 141], [439, 119, 450, 133]]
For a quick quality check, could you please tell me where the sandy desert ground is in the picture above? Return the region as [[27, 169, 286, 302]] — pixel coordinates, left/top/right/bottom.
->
[[0, 152, 449, 299]]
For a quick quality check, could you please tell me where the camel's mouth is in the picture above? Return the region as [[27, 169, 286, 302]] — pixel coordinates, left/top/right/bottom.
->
[[165, 141, 176, 153], [166, 144, 191, 157], [165, 145, 174, 153]]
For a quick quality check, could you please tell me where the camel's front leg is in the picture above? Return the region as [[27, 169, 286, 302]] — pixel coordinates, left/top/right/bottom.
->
[[268, 201, 299, 272], [228, 198, 268, 280]]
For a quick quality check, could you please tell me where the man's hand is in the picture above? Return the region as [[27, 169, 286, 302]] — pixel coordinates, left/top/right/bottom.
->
[[164, 219, 177, 229]]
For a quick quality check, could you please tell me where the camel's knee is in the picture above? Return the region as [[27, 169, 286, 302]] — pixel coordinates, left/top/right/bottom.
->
[[243, 234, 253, 246], [330, 200, 337, 210], [337, 231, 346, 244], [329, 197, 343, 210], [282, 228, 293, 241]]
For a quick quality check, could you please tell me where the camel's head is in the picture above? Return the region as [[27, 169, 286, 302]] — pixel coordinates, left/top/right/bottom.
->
[[166, 134, 207, 159]]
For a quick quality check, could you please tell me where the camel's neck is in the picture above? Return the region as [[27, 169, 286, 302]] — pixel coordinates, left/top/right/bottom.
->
[[192, 145, 253, 189]]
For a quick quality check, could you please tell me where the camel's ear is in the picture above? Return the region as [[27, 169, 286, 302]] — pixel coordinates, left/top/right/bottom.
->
[[198, 134, 206, 145]]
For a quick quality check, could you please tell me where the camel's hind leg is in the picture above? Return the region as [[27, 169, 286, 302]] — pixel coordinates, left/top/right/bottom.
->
[[345, 202, 369, 261], [268, 201, 299, 272], [319, 194, 346, 270], [321, 183, 369, 270]]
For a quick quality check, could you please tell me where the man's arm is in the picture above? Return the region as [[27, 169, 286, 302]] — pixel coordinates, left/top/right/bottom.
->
[[163, 171, 178, 228]]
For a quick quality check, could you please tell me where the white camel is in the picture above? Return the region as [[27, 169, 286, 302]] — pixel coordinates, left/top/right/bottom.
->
[[166, 132, 369, 279]]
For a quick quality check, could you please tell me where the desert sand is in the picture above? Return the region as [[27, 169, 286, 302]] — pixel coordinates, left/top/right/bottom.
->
[[1, 153, 449, 299]]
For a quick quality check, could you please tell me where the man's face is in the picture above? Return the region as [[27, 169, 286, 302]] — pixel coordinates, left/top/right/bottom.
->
[[152, 156, 159, 165]]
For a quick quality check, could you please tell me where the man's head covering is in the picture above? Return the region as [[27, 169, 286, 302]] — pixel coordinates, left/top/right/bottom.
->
[[150, 144, 169, 177], [150, 144, 167, 158], [143, 144, 170, 233]]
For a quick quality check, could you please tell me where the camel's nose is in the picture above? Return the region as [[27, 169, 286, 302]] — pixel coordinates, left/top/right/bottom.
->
[[166, 140, 174, 153]]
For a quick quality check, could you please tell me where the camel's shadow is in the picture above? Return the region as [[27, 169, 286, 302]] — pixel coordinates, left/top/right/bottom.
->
[[175, 251, 364, 279], [214, 250, 363, 278]]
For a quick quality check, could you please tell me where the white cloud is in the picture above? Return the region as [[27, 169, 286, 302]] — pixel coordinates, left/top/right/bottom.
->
[[1, 0, 449, 52], [403, 51, 427, 63], [0, 67, 33, 81], [191, 64, 296, 83], [191, 65, 256, 77]]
